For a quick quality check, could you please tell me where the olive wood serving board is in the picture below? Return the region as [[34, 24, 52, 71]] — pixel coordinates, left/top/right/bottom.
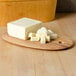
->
[[2, 33, 73, 51], [2, 22, 74, 51]]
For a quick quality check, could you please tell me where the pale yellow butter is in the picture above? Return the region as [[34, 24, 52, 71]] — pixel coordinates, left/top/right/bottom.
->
[[7, 18, 42, 40], [30, 37, 40, 41]]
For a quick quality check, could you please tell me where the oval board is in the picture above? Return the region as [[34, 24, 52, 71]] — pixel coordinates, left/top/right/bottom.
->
[[2, 33, 74, 51]]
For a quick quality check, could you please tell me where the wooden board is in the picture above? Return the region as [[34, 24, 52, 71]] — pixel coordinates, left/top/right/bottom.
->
[[2, 21, 74, 51], [2, 33, 74, 51]]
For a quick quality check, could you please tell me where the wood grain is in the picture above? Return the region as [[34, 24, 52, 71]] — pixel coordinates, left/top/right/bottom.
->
[[0, 13, 76, 76]]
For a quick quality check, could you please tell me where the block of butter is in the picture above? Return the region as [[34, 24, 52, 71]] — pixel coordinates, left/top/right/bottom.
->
[[7, 18, 42, 40]]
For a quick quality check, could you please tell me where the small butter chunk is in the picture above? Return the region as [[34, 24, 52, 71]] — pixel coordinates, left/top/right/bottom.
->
[[40, 27, 48, 32], [36, 29, 42, 36], [48, 30, 58, 39], [46, 35, 51, 42], [29, 27, 58, 44], [40, 36, 46, 44], [51, 33, 58, 39], [36, 33, 41, 38], [36, 33, 47, 39], [36, 27, 48, 36], [30, 37, 40, 41], [28, 33, 36, 38], [7, 18, 42, 40], [48, 30, 54, 35]]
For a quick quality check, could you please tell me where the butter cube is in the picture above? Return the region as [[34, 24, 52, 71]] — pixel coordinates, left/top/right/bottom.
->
[[46, 35, 51, 42], [40, 36, 46, 44], [36, 27, 48, 37], [48, 30, 58, 39], [7, 18, 42, 40], [30, 37, 40, 41], [48, 30, 54, 35], [36, 33, 41, 38], [51, 33, 58, 39]]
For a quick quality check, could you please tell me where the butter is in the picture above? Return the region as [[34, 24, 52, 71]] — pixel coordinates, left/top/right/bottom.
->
[[30, 37, 40, 41], [7, 18, 42, 40], [51, 33, 58, 39], [40, 36, 46, 44], [48, 30, 54, 35], [46, 35, 51, 42]]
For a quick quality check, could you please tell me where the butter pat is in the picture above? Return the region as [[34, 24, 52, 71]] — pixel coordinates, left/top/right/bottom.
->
[[51, 33, 58, 39], [7, 18, 42, 40], [46, 36, 51, 42], [30, 37, 40, 41], [37, 27, 48, 36], [48, 30, 54, 35], [40, 36, 46, 44]]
